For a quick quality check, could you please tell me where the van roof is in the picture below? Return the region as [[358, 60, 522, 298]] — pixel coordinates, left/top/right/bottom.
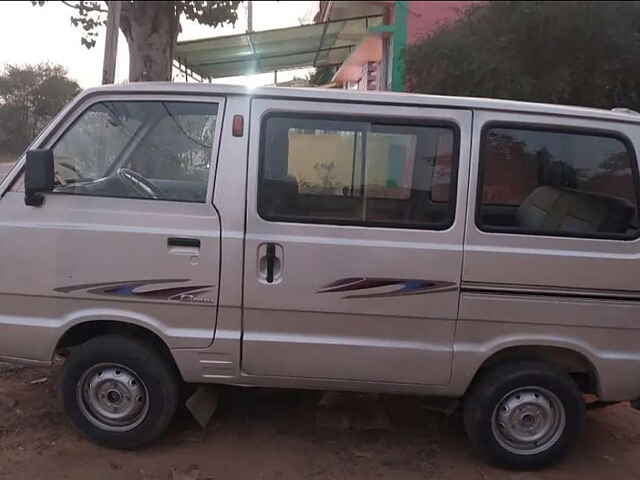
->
[[83, 82, 640, 125]]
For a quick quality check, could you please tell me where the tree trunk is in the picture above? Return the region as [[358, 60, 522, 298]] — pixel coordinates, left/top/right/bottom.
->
[[119, 1, 178, 82]]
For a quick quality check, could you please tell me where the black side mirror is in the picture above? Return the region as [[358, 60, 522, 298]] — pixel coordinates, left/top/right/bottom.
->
[[25, 149, 54, 207]]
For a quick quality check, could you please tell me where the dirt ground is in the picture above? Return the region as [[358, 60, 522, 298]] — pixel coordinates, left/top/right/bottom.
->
[[3, 363, 640, 480]]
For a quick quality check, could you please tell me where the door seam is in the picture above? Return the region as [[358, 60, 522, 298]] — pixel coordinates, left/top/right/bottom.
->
[[451, 108, 475, 384]]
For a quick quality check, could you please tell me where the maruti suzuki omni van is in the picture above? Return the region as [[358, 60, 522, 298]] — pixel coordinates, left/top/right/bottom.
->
[[2, 83, 640, 469]]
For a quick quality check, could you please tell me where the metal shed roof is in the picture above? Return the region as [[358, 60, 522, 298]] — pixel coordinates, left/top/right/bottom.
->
[[174, 15, 383, 79]]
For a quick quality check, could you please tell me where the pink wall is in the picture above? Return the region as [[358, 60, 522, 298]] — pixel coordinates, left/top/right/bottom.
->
[[407, 1, 475, 44]]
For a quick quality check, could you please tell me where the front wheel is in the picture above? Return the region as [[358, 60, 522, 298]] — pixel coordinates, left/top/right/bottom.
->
[[61, 334, 180, 449], [464, 361, 585, 470]]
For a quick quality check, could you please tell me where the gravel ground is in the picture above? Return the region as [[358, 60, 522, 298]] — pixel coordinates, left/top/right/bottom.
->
[[3, 363, 640, 480]]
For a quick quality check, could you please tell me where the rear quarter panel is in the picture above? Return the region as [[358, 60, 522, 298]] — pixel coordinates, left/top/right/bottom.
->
[[457, 110, 640, 402]]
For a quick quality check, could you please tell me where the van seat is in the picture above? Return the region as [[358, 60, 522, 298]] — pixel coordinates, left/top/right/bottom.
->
[[261, 175, 299, 216], [516, 185, 635, 234]]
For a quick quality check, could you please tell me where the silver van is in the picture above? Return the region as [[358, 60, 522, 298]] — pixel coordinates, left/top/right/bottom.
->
[[2, 83, 640, 469]]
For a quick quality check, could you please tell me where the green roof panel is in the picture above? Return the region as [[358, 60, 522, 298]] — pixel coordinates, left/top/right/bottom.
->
[[175, 15, 382, 79]]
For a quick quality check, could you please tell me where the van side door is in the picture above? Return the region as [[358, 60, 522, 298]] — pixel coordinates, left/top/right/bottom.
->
[[242, 98, 471, 386]]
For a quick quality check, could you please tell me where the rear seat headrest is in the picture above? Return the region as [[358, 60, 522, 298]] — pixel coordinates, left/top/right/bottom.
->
[[539, 159, 577, 189], [517, 186, 634, 234]]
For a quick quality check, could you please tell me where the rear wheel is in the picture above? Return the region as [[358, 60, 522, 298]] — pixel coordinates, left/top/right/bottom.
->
[[61, 334, 180, 449], [464, 361, 585, 469]]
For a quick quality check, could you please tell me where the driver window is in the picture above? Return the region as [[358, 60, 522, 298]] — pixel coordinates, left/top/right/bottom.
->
[[50, 100, 218, 202]]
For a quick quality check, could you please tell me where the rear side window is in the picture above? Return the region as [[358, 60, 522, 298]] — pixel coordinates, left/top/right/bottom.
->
[[51, 101, 218, 202], [258, 115, 458, 230], [477, 125, 639, 239]]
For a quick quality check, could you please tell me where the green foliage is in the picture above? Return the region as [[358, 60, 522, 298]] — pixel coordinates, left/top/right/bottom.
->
[[405, 1, 640, 110], [0, 64, 81, 156], [179, 1, 242, 27]]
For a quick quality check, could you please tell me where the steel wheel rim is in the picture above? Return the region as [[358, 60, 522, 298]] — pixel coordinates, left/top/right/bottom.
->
[[491, 386, 566, 455], [76, 363, 149, 432]]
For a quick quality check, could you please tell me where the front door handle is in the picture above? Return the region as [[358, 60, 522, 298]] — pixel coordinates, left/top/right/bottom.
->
[[259, 243, 282, 284], [168, 237, 201, 248], [167, 237, 201, 257]]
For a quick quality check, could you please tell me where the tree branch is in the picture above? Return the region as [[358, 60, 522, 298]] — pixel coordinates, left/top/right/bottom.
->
[[60, 0, 108, 14]]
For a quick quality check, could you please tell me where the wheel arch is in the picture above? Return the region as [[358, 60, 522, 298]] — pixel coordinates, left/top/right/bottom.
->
[[466, 345, 600, 396], [55, 320, 181, 380]]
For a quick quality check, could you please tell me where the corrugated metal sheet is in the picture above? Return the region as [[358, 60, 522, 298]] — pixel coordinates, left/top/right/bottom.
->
[[175, 15, 382, 79]]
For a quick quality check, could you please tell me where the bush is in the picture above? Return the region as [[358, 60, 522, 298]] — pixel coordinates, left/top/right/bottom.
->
[[406, 1, 640, 110]]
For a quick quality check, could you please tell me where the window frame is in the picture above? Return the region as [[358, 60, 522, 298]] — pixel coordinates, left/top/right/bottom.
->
[[9, 94, 224, 205], [257, 111, 461, 231], [475, 121, 640, 241], [428, 131, 457, 205]]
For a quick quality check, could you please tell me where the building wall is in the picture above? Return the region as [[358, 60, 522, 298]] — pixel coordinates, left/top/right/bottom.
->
[[327, 1, 478, 91], [407, 1, 475, 45]]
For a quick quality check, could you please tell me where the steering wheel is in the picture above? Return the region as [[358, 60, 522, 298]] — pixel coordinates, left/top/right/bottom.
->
[[116, 168, 161, 199]]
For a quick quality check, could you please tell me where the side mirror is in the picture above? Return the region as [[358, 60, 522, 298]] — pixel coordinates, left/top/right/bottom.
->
[[25, 149, 54, 207]]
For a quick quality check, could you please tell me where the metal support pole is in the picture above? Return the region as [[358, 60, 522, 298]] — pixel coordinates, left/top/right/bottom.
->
[[391, 1, 408, 92], [102, 1, 121, 84]]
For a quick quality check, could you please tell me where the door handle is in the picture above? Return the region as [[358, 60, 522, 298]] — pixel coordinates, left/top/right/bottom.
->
[[168, 237, 201, 248], [265, 243, 276, 283], [259, 243, 282, 284]]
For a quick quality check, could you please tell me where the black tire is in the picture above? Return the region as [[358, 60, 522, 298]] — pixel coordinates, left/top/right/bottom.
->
[[61, 334, 180, 449], [464, 361, 585, 470]]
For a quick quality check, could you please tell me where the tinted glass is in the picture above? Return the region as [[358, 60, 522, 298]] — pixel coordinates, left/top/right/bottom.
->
[[431, 133, 455, 203], [259, 115, 457, 229], [478, 126, 639, 238], [52, 101, 218, 202]]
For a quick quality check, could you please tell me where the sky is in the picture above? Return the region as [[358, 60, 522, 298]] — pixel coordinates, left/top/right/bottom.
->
[[0, 1, 318, 88]]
